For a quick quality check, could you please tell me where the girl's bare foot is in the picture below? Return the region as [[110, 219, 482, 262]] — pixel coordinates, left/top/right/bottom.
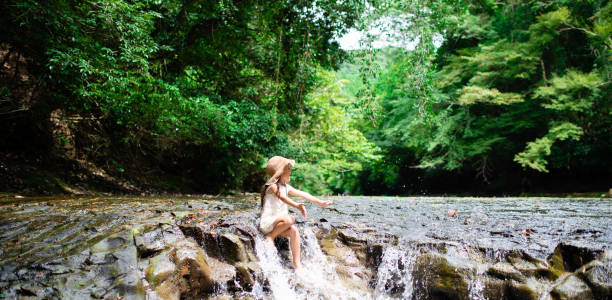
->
[[292, 263, 302, 270]]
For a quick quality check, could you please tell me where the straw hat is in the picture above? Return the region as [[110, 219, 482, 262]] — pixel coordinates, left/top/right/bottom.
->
[[264, 156, 295, 186]]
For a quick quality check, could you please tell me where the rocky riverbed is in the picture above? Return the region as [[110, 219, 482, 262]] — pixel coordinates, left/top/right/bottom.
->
[[0, 195, 610, 299]]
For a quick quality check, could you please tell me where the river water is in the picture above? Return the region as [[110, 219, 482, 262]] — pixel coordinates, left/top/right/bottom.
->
[[308, 196, 612, 259], [0, 195, 610, 299]]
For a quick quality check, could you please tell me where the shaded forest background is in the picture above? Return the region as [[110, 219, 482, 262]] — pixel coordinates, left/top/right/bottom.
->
[[1, 0, 610, 196]]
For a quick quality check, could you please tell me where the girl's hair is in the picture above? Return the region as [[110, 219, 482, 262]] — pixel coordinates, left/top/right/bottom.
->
[[260, 181, 285, 207]]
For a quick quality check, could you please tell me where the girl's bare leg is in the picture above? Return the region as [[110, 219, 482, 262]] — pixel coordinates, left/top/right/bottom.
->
[[278, 225, 301, 269], [265, 215, 295, 243]]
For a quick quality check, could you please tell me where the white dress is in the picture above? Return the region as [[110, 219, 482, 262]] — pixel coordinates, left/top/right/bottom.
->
[[259, 184, 291, 234]]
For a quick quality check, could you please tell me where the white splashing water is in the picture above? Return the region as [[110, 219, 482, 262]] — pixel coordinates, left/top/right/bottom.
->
[[252, 226, 371, 300], [468, 271, 487, 300], [374, 246, 418, 300]]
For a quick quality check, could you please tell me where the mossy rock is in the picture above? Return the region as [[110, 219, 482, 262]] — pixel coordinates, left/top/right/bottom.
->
[[550, 274, 594, 300], [145, 250, 176, 288], [576, 260, 612, 299], [174, 244, 214, 294], [219, 233, 249, 264], [548, 243, 603, 273], [413, 253, 469, 300], [487, 262, 525, 281], [504, 280, 539, 300]]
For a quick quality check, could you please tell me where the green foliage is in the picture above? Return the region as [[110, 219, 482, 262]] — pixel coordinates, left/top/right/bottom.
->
[[514, 122, 583, 172], [356, 0, 612, 191], [535, 70, 603, 112], [2, 0, 368, 193], [289, 71, 380, 195]]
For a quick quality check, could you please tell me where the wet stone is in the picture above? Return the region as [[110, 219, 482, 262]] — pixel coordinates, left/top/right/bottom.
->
[[219, 233, 248, 264], [235, 262, 255, 290], [487, 262, 524, 281], [207, 257, 237, 288], [578, 260, 612, 298], [175, 243, 215, 294], [549, 243, 603, 273], [146, 250, 176, 288], [504, 280, 538, 300], [551, 274, 594, 300]]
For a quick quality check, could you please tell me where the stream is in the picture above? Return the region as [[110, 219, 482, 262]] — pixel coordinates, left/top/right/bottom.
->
[[0, 195, 610, 299]]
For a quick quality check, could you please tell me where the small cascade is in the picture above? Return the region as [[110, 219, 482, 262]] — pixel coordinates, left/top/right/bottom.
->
[[374, 246, 418, 299], [467, 268, 487, 300], [252, 226, 371, 299]]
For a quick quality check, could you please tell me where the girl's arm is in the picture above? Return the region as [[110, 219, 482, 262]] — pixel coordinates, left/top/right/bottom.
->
[[288, 186, 333, 208], [268, 185, 307, 217]]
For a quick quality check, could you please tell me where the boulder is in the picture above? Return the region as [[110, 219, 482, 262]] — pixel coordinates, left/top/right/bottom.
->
[[145, 250, 176, 288], [235, 262, 255, 290], [413, 253, 469, 300], [219, 233, 249, 264], [174, 244, 215, 296], [503, 280, 539, 300], [487, 262, 525, 281], [207, 257, 237, 289], [548, 243, 603, 273], [576, 260, 612, 298], [550, 274, 594, 300]]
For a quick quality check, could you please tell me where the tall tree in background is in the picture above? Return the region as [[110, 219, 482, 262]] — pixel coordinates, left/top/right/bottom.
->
[[1, 0, 367, 192], [360, 0, 611, 194]]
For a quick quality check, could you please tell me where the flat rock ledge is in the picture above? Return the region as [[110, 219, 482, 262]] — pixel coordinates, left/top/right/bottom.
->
[[0, 210, 610, 300]]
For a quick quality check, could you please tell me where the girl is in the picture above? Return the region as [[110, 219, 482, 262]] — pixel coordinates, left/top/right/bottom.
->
[[259, 156, 332, 269]]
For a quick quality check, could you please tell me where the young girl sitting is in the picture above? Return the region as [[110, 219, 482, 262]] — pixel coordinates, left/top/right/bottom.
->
[[259, 156, 332, 269]]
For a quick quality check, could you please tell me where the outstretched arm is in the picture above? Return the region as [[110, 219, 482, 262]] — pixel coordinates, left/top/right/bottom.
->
[[288, 186, 332, 208]]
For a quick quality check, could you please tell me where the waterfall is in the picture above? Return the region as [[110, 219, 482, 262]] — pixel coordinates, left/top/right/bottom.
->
[[374, 246, 418, 300], [252, 226, 371, 299]]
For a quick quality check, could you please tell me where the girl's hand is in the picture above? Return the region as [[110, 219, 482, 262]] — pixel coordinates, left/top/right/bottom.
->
[[297, 203, 307, 218], [319, 200, 333, 208]]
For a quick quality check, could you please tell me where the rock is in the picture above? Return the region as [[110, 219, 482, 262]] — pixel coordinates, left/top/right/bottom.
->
[[156, 278, 182, 300], [487, 262, 524, 281], [219, 233, 248, 264], [366, 243, 385, 268], [413, 253, 469, 300], [174, 243, 215, 295], [320, 237, 361, 267], [84, 229, 145, 300], [576, 260, 612, 298], [207, 257, 237, 288], [504, 280, 539, 300], [551, 274, 594, 300], [235, 262, 255, 290], [479, 277, 506, 300], [508, 251, 557, 280], [145, 251, 176, 288], [548, 243, 603, 273], [134, 224, 166, 255]]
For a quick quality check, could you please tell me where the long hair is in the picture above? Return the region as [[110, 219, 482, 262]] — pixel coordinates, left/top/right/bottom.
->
[[260, 181, 285, 208]]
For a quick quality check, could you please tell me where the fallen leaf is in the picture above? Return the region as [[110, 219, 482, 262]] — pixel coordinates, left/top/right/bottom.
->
[[447, 210, 457, 217], [35, 271, 45, 278], [180, 265, 189, 276], [368, 257, 374, 265]]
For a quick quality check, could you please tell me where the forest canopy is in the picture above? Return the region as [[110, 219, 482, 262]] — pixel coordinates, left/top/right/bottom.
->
[[1, 0, 610, 195]]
